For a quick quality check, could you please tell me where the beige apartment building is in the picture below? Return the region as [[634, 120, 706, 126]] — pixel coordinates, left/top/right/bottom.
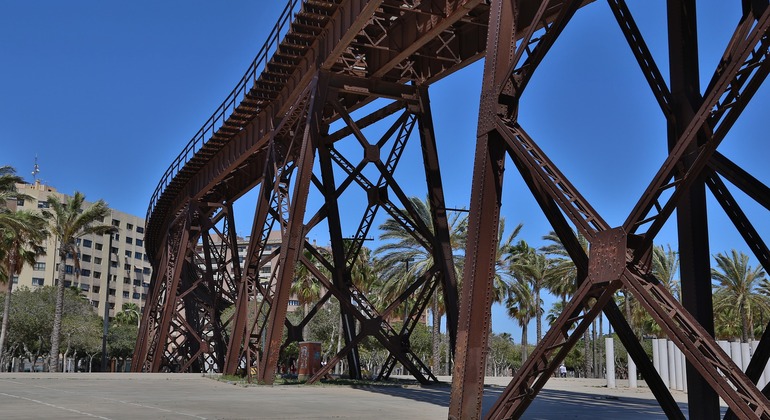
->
[[8, 181, 152, 320]]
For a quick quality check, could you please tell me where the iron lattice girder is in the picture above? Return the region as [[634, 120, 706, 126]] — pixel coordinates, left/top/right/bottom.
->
[[452, 0, 770, 419]]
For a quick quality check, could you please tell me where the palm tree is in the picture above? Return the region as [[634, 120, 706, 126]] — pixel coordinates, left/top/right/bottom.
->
[[511, 245, 558, 343], [114, 302, 141, 328], [506, 276, 539, 362], [539, 230, 592, 376], [0, 211, 48, 364], [43, 192, 115, 372], [652, 245, 680, 301], [375, 196, 467, 376], [712, 250, 769, 342], [291, 249, 323, 319]]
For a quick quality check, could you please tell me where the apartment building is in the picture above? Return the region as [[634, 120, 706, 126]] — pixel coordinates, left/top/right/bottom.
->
[[8, 181, 152, 320]]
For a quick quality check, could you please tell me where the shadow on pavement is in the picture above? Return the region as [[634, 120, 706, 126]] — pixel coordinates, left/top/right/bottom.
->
[[353, 384, 695, 419]]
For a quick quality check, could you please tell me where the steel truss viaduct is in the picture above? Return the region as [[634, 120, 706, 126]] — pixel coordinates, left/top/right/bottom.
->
[[133, 0, 770, 418]]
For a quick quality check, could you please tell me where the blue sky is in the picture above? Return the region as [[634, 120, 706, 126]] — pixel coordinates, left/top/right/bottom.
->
[[2, 1, 769, 341]]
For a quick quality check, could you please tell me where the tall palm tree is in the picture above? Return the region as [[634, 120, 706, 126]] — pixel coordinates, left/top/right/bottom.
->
[[0, 211, 48, 363], [512, 246, 558, 343], [652, 244, 680, 301], [506, 276, 539, 362], [43, 192, 115, 372], [539, 230, 591, 376], [291, 249, 323, 319], [712, 250, 769, 342], [375, 196, 467, 376]]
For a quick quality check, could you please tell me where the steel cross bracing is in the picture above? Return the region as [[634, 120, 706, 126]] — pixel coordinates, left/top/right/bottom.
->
[[135, 0, 497, 383], [451, 0, 770, 419]]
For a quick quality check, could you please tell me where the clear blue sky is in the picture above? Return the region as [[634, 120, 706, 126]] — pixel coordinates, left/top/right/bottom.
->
[[2, 1, 769, 341]]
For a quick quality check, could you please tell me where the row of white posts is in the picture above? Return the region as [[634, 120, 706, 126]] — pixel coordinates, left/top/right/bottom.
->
[[604, 337, 768, 391]]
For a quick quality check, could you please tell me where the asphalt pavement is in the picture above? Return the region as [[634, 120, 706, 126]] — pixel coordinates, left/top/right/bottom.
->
[[0, 373, 702, 419]]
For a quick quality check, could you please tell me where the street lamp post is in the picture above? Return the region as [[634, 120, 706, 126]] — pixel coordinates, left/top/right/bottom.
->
[[101, 233, 113, 372]]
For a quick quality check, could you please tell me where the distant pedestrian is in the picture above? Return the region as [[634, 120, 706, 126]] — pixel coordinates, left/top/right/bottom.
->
[[559, 363, 567, 378]]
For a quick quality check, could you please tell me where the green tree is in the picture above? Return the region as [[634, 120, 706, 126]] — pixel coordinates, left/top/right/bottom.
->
[[375, 197, 467, 376], [0, 210, 48, 365], [43, 191, 115, 371], [512, 245, 558, 343], [506, 276, 538, 362], [114, 302, 141, 328], [652, 244, 680, 301], [712, 250, 769, 342]]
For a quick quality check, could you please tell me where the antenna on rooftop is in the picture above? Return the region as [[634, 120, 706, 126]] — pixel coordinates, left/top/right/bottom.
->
[[32, 155, 40, 183]]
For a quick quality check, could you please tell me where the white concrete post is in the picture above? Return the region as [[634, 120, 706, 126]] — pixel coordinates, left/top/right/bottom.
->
[[652, 338, 660, 374], [667, 340, 676, 390], [628, 352, 637, 389], [673, 344, 683, 391], [731, 341, 743, 374], [741, 342, 752, 372], [606, 337, 616, 388], [658, 339, 670, 388], [680, 350, 687, 393]]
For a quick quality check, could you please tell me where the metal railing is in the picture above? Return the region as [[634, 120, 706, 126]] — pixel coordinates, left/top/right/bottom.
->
[[146, 0, 301, 223]]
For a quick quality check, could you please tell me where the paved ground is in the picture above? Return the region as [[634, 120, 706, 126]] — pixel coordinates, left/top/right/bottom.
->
[[0, 373, 706, 419]]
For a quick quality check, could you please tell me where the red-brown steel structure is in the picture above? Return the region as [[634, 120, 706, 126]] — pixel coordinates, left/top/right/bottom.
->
[[132, 0, 770, 418]]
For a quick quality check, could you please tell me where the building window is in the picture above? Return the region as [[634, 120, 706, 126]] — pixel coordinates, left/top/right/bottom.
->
[[80, 283, 90, 291], [93, 286, 100, 293], [109, 303, 115, 309], [92, 301, 99, 308], [82, 254, 91, 262], [123, 277, 130, 284], [143, 267, 151, 275], [289, 300, 299, 306], [125, 250, 132, 258], [124, 263, 131, 270], [108, 288, 116, 296], [260, 267, 271, 273], [95, 243, 103, 251], [133, 266, 141, 273], [112, 219, 120, 227], [94, 271, 101, 279], [94, 257, 102, 264], [141, 293, 147, 300], [136, 239, 143, 247], [114, 234, 119, 240], [126, 237, 133, 245], [136, 226, 144, 234], [134, 252, 142, 260], [111, 246, 119, 254], [81, 269, 91, 277], [37, 201, 49, 208], [16, 198, 24, 206], [83, 239, 92, 248], [142, 282, 150, 288], [64, 280, 72, 288], [111, 261, 118, 268], [122, 291, 129, 299], [133, 292, 140, 299], [65, 265, 74, 274], [127, 223, 133, 231], [33, 262, 45, 271], [12, 276, 18, 284]]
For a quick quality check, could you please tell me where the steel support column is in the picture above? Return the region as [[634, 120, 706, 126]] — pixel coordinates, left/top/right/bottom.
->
[[259, 74, 327, 384], [666, 1, 718, 416]]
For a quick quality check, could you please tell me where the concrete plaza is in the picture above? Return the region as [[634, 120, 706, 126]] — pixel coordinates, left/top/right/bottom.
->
[[0, 373, 701, 419]]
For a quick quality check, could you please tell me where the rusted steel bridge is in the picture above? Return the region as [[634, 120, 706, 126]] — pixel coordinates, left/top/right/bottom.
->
[[132, 0, 770, 418]]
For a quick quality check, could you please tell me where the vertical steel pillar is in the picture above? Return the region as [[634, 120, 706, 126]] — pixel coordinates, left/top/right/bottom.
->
[[316, 82, 363, 380], [450, 0, 512, 417], [415, 85, 459, 362], [259, 75, 326, 383], [666, 1, 718, 417]]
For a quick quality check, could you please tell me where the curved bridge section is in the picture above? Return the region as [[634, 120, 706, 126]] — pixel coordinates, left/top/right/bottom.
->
[[134, 1, 770, 419]]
